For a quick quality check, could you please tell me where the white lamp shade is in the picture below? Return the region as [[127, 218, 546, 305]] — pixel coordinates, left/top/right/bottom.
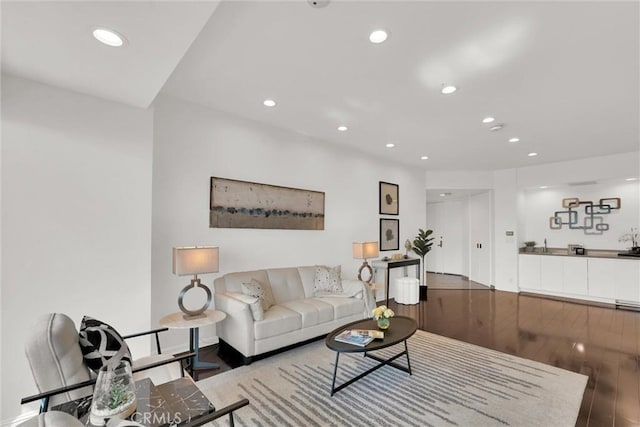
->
[[352, 241, 379, 259], [173, 246, 219, 276]]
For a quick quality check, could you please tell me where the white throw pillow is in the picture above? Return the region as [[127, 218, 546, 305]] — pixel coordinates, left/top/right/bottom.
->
[[313, 265, 343, 294], [226, 292, 264, 321], [241, 278, 275, 311]]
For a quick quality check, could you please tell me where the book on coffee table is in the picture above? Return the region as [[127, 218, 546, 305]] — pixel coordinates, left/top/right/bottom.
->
[[334, 330, 375, 347], [351, 329, 384, 339]]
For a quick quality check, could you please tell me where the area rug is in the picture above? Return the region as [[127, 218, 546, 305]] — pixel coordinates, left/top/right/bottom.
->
[[199, 330, 587, 426]]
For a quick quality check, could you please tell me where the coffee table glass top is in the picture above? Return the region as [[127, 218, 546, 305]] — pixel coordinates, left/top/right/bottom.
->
[[326, 316, 417, 353]]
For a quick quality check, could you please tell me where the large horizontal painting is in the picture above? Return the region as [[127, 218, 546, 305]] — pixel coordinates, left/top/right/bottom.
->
[[210, 177, 325, 230]]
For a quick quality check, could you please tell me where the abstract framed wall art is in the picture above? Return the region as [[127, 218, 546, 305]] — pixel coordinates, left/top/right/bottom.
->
[[210, 177, 325, 230], [379, 218, 400, 251], [379, 181, 399, 215]]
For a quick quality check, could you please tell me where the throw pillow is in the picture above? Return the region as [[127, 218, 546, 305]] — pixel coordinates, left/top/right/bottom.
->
[[241, 278, 275, 311], [78, 316, 132, 372], [313, 265, 343, 294], [226, 292, 264, 321]]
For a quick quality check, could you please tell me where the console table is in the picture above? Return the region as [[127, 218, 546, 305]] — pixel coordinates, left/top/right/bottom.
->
[[372, 258, 420, 306]]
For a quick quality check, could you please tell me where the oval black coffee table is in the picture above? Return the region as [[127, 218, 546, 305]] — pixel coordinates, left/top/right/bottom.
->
[[325, 316, 417, 396]]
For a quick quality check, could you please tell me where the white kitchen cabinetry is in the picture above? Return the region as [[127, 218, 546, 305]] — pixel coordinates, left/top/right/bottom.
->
[[540, 256, 564, 293], [563, 257, 589, 295], [518, 255, 541, 290], [588, 258, 640, 302], [519, 254, 640, 305]]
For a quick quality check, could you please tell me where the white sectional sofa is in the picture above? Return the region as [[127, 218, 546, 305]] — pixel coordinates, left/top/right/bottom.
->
[[213, 266, 372, 363]]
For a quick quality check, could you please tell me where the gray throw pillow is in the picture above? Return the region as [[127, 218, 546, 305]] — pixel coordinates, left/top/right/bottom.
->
[[313, 265, 343, 294]]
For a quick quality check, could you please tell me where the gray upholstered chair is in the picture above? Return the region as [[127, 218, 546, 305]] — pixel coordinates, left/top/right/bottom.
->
[[23, 313, 183, 411]]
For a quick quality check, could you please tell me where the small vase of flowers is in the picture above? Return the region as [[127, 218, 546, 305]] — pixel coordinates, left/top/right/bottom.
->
[[372, 305, 395, 330]]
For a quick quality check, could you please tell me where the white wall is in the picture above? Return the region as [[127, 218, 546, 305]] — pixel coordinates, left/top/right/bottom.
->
[[151, 95, 426, 352], [1, 75, 153, 422], [493, 169, 519, 292], [521, 180, 639, 250]]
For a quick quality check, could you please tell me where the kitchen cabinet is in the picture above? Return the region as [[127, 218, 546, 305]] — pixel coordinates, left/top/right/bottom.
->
[[518, 255, 541, 290], [519, 254, 640, 305]]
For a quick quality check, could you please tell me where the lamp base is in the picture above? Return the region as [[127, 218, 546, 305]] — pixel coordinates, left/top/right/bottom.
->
[[178, 277, 212, 319], [182, 313, 207, 321], [357, 261, 374, 284]]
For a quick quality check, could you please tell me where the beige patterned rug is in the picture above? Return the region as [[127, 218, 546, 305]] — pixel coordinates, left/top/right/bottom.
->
[[199, 330, 587, 426]]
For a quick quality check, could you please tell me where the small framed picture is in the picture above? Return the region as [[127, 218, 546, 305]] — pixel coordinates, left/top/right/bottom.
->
[[380, 218, 399, 251], [379, 181, 399, 215]]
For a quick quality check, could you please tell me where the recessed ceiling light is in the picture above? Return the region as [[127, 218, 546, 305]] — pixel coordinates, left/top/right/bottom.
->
[[441, 85, 457, 95], [626, 177, 637, 181], [439, 192, 452, 197], [369, 30, 388, 44], [263, 99, 276, 107], [489, 124, 504, 132], [92, 27, 126, 47], [385, 143, 395, 148], [420, 156, 429, 160], [337, 126, 348, 132], [509, 137, 520, 143], [482, 117, 495, 124], [539, 186, 548, 189], [439, 193, 446, 197], [528, 152, 538, 157]]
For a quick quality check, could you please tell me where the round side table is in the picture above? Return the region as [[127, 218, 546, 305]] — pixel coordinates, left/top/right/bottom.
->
[[159, 309, 226, 374]]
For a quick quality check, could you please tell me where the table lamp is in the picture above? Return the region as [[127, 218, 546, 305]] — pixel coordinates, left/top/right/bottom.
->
[[172, 246, 219, 320], [352, 241, 379, 284]]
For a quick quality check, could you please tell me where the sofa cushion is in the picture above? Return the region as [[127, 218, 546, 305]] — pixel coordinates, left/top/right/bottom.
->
[[226, 292, 264, 321], [297, 266, 317, 298], [311, 297, 365, 319], [78, 316, 132, 372], [241, 278, 275, 311], [254, 306, 301, 340], [279, 299, 334, 327], [313, 265, 343, 293], [266, 268, 305, 304]]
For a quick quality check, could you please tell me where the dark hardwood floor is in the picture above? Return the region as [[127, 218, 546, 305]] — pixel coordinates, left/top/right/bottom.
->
[[198, 275, 640, 426]]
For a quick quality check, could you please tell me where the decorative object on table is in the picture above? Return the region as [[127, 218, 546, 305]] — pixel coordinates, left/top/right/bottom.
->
[[550, 196, 620, 235], [404, 239, 412, 257], [352, 242, 379, 283], [173, 246, 219, 320], [210, 177, 325, 230], [379, 181, 399, 215], [333, 330, 375, 347], [89, 360, 137, 426], [411, 228, 434, 284], [619, 227, 640, 253], [380, 218, 400, 251], [372, 305, 394, 329], [523, 241, 536, 252]]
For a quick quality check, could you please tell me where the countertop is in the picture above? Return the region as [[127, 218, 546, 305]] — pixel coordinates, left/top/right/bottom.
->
[[519, 247, 640, 260]]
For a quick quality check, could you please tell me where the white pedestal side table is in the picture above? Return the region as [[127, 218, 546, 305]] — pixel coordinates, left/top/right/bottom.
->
[[159, 309, 226, 374]]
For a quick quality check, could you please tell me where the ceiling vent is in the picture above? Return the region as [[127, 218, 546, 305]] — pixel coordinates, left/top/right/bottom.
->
[[568, 181, 598, 186], [308, 0, 330, 8]]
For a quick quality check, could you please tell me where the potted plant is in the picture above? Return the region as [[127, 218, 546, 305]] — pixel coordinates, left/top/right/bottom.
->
[[412, 229, 434, 285], [523, 241, 536, 253], [619, 227, 639, 254]]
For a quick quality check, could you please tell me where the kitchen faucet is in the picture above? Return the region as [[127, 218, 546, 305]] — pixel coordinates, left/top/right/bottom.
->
[[544, 238, 547, 252]]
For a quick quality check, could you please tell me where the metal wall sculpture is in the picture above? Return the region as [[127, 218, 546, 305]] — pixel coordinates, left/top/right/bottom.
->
[[549, 197, 621, 235], [210, 177, 325, 230]]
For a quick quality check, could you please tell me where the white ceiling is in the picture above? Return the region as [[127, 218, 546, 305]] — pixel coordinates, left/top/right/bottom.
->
[[1, 1, 219, 108], [2, 1, 639, 171]]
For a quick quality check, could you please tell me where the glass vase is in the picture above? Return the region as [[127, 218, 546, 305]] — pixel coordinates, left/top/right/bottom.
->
[[377, 317, 390, 330], [89, 360, 137, 426]]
